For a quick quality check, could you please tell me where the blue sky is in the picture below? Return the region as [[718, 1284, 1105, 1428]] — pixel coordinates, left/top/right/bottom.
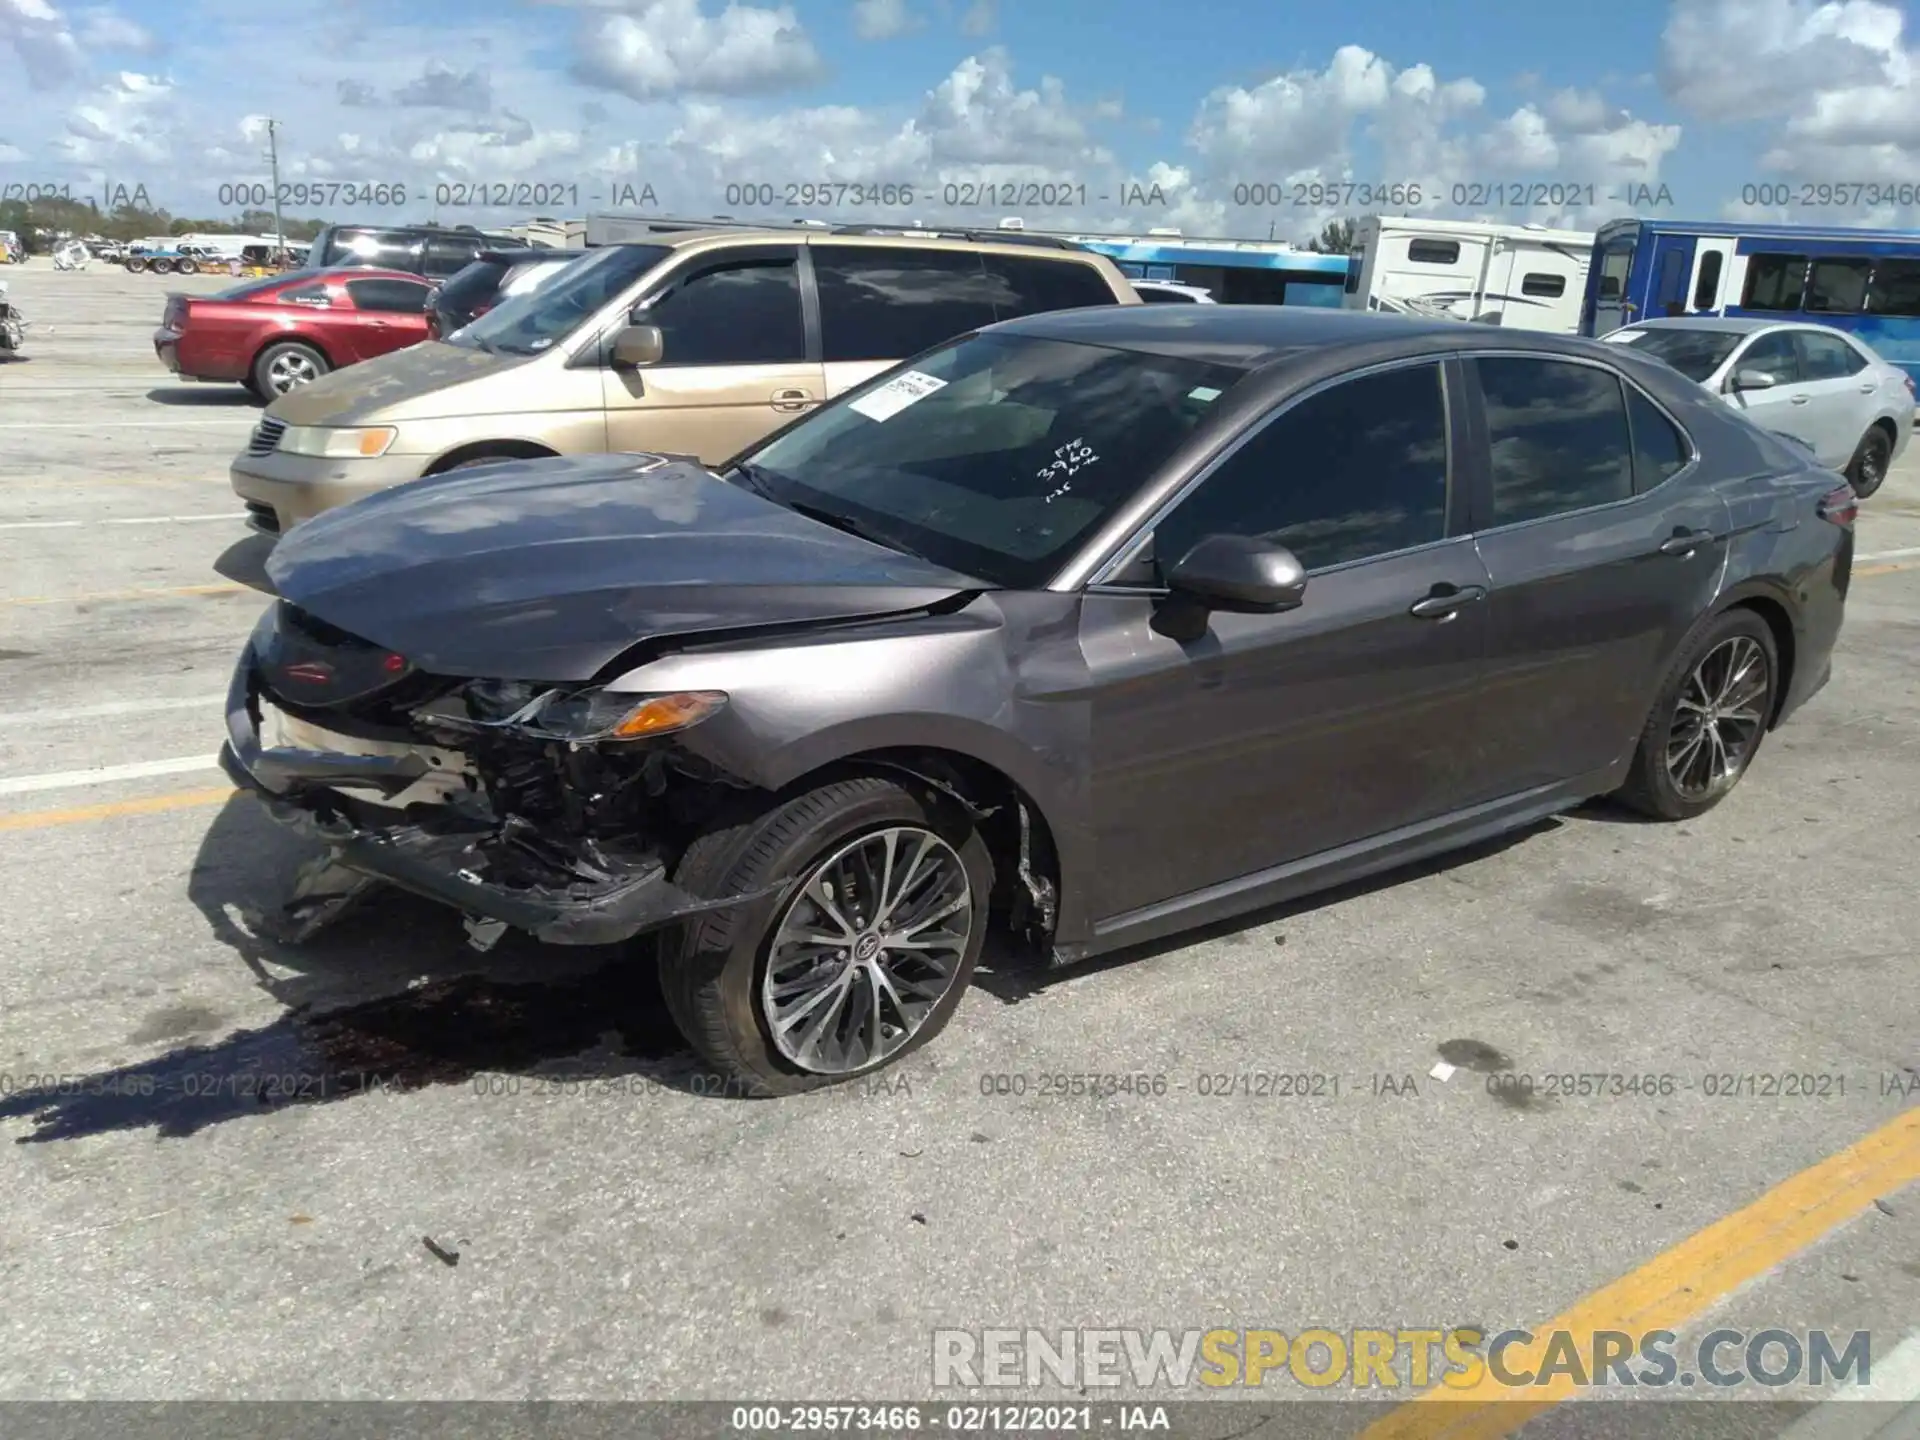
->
[[2, 0, 1916, 238]]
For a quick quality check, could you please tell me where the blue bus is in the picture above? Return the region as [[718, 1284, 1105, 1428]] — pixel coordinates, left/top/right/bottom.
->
[[1061, 234, 1351, 306], [1581, 217, 1920, 380]]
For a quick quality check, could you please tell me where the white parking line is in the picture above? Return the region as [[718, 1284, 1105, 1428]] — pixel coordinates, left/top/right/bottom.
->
[[1855, 545, 1920, 564], [0, 695, 226, 726], [0, 419, 245, 429], [0, 514, 236, 532], [0, 756, 220, 796], [1773, 1330, 1920, 1439]]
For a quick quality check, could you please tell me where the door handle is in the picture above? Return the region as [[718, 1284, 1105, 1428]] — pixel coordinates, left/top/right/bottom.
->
[[771, 388, 813, 411], [1861, 383, 1878, 393], [1790, 395, 1810, 405], [1408, 584, 1486, 619], [1658, 528, 1713, 557]]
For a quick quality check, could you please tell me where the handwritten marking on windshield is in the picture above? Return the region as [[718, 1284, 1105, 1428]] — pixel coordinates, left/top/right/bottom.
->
[[1038, 438, 1098, 502]]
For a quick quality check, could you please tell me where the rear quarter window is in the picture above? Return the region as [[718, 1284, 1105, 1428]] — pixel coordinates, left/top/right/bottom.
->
[[980, 255, 1121, 319]]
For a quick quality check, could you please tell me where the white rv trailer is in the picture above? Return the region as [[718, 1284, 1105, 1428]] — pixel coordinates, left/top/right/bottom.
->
[[1344, 216, 1595, 333]]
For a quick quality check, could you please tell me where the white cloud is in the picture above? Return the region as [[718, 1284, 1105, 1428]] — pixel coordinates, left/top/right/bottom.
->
[[959, 0, 994, 37], [920, 46, 1106, 166], [1181, 44, 1676, 237], [1660, 0, 1904, 124], [393, 62, 494, 112], [1, 0, 87, 88], [572, 0, 826, 101], [54, 69, 176, 166], [75, 7, 155, 52], [851, 0, 916, 41]]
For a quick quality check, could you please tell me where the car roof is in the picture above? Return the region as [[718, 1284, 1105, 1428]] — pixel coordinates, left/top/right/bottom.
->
[[1620, 316, 1798, 333], [991, 303, 1520, 366], [626, 228, 1106, 262]]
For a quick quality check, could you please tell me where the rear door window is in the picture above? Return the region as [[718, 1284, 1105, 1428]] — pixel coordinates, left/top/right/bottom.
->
[[424, 235, 485, 279], [979, 255, 1117, 320], [1795, 330, 1868, 379], [813, 245, 998, 361], [1473, 358, 1635, 526], [326, 229, 425, 271]]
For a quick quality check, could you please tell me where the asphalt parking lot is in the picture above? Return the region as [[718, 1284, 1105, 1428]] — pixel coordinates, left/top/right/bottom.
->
[[0, 261, 1915, 1426]]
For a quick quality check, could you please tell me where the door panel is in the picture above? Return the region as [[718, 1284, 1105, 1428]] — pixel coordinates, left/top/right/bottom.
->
[[1464, 356, 1732, 795], [1649, 235, 1696, 320], [1687, 238, 1734, 313], [1724, 331, 1824, 457], [1791, 330, 1876, 466], [1081, 359, 1491, 919], [1082, 541, 1494, 918], [602, 249, 823, 465], [1592, 241, 1636, 334]]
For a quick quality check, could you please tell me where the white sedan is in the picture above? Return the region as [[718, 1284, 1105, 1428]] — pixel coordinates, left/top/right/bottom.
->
[[1603, 317, 1912, 498]]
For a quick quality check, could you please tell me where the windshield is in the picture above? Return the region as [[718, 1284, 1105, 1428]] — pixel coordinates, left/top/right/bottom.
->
[[732, 332, 1248, 588], [1611, 326, 1743, 383], [449, 243, 672, 356]]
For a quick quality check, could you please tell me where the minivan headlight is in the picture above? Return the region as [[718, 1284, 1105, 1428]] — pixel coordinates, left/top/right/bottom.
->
[[278, 425, 397, 459]]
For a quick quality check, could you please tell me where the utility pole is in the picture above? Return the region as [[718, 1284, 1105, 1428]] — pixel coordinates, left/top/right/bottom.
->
[[265, 118, 286, 262]]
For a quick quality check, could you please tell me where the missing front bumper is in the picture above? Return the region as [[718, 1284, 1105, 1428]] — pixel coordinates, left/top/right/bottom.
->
[[221, 663, 775, 947]]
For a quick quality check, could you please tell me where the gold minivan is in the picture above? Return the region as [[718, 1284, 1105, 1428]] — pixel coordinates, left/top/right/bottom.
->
[[230, 227, 1140, 533]]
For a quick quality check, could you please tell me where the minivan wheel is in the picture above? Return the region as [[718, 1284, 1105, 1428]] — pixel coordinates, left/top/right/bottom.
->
[[253, 341, 328, 396], [1845, 424, 1892, 500], [657, 776, 991, 1096], [1616, 609, 1778, 821]]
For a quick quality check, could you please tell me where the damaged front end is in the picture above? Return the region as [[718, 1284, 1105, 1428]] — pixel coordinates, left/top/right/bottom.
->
[[220, 601, 772, 947]]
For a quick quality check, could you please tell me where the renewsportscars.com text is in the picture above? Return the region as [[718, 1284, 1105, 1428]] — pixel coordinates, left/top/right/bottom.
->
[[932, 1327, 1873, 1390]]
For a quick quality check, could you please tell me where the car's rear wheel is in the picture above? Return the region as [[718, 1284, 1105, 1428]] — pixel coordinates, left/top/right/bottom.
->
[[1844, 423, 1892, 500], [252, 341, 328, 397], [1616, 608, 1779, 821], [657, 775, 991, 1096]]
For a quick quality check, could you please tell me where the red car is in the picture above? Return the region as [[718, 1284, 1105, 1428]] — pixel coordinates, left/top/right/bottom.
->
[[152, 267, 435, 400]]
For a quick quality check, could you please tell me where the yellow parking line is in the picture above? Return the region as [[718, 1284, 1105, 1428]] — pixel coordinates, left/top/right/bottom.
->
[[0, 582, 248, 606], [0, 786, 234, 832], [1855, 561, 1914, 578], [1358, 1105, 1920, 1438]]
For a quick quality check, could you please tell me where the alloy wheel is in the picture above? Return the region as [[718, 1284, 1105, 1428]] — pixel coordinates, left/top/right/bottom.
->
[[1665, 635, 1771, 800], [761, 826, 972, 1074], [267, 351, 320, 393], [1855, 431, 1889, 494]]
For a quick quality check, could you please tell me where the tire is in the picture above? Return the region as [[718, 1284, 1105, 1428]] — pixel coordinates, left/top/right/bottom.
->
[[1844, 423, 1893, 500], [251, 341, 328, 397], [124, 256, 147, 274], [149, 258, 173, 275], [657, 775, 992, 1096], [1615, 608, 1780, 821], [175, 257, 198, 275]]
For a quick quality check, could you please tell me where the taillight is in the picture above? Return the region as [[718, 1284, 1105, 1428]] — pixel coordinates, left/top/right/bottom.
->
[[1817, 484, 1858, 528]]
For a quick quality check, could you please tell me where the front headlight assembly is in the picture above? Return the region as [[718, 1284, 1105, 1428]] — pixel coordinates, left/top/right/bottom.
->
[[463, 684, 729, 744], [278, 425, 398, 459]]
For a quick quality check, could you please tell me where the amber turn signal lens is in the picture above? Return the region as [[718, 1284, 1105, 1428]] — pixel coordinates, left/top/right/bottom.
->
[[607, 691, 728, 738]]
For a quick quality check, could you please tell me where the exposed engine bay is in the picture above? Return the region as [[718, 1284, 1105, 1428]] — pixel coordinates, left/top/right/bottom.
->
[[221, 600, 776, 948]]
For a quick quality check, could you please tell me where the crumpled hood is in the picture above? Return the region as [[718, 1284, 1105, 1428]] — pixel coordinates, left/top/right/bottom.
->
[[264, 452, 983, 680]]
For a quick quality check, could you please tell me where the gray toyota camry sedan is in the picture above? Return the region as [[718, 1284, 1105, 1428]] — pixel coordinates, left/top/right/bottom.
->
[[220, 306, 1855, 1093]]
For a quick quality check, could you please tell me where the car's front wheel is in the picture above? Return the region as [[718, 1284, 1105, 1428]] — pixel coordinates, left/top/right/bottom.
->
[[1844, 423, 1893, 500], [252, 341, 328, 397], [1616, 608, 1779, 821], [658, 775, 991, 1096]]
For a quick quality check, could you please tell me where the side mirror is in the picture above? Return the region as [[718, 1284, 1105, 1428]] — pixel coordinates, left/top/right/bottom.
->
[[610, 324, 664, 369], [1166, 534, 1307, 613], [1731, 367, 1776, 392]]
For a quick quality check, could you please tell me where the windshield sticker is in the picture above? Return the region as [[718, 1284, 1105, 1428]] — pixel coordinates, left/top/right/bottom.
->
[[1189, 386, 1223, 402], [1037, 438, 1098, 502], [848, 370, 948, 422]]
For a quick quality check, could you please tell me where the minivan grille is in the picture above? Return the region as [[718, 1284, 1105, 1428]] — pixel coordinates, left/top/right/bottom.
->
[[247, 416, 286, 457]]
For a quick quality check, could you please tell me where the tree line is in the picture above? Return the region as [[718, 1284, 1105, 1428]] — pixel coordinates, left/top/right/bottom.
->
[[0, 196, 330, 250]]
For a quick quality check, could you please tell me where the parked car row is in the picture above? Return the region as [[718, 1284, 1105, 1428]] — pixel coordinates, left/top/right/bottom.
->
[[205, 223, 1862, 1095]]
